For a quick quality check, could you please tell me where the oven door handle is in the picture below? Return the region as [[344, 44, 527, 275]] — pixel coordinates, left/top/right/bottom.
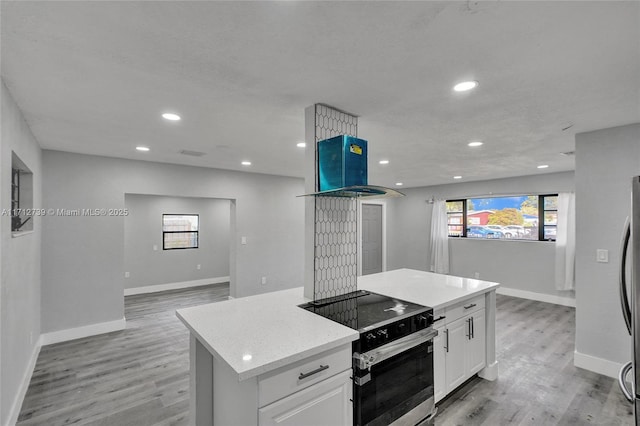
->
[[354, 328, 438, 370]]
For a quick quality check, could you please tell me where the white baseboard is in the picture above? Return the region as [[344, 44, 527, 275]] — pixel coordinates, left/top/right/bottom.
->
[[574, 350, 623, 379], [124, 276, 230, 296], [478, 361, 499, 381], [7, 338, 42, 426], [40, 317, 126, 346], [496, 287, 576, 307]]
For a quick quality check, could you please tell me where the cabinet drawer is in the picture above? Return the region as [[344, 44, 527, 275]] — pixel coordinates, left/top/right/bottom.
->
[[445, 295, 485, 324], [258, 344, 351, 407], [259, 369, 353, 426]]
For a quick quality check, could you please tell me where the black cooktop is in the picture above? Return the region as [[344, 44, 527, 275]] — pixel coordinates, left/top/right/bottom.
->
[[300, 290, 431, 332]]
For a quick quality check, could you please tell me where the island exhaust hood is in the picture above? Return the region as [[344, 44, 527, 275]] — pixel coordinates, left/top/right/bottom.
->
[[301, 135, 404, 198]]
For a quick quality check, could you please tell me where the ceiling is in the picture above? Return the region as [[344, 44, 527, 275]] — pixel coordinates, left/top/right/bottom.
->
[[2, 1, 638, 188]]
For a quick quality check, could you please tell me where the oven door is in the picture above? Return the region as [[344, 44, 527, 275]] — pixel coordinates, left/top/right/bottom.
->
[[354, 328, 436, 426]]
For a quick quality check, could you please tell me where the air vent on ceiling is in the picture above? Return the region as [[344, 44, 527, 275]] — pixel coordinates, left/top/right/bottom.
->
[[560, 151, 575, 156], [179, 150, 206, 157]]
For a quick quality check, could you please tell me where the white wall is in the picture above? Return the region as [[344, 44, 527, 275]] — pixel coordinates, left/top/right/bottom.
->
[[575, 123, 640, 377], [124, 194, 230, 289], [41, 151, 304, 334], [1, 81, 42, 426], [386, 172, 575, 299]]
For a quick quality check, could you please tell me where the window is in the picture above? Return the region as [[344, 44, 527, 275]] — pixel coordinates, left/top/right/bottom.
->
[[446, 200, 465, 237], [541, 195, 558, 241], [445, 194, 558, 241], [11, 152, 34, 233], [162, 214, 199, 250], [11, 167, 21, 231]]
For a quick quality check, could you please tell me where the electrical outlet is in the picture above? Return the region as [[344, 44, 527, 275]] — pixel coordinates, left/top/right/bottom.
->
[[125, 271, 130, 278], [153, 244, 158, 251], [474, 272, 480, 279], [597, 249, 609, 263], [261, 276, 267, 285], [197, 264, 201, 270], [241, 236, 247, 245]]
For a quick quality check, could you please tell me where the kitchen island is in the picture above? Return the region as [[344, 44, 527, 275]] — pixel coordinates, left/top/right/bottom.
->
[[177, 269, 499, 425]]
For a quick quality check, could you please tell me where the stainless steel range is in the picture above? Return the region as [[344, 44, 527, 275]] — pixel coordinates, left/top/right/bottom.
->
[[301, 290, 437, 426]]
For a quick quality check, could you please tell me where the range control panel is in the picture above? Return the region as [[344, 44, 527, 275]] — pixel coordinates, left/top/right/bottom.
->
[[357, 311, 433, 353]]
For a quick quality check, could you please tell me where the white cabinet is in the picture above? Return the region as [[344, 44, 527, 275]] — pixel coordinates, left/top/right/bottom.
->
[[433, 295, 487, 402], [258, 346, 352, 426], [466, 309, 486, 376], [444, 316, 469, 391], [433, 324, 447, 403], [192, 340, 353, 426], [259, 369, 352, 426]]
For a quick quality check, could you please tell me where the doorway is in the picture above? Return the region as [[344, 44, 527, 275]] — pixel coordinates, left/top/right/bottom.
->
[[361, 203, 384, 275], [123, 194, 232, 295]]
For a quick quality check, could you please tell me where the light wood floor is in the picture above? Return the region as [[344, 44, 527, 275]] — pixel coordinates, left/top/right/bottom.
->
[[17, 283, 229, 426], [17, 286, 633, 425], [435, 296, 633, 425]]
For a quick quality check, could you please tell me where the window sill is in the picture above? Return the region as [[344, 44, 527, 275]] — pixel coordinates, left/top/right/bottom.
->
[[449, 237, 555, 243], [12, 230, 34, 238]]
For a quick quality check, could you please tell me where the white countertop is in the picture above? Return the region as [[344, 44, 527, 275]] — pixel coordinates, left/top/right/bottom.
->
[[176, 287, 359, 381], [358, 268, 499, 310], [177, 269, 499, 381]]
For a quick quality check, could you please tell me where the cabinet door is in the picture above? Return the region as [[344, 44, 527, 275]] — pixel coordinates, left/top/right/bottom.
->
[[259, 369, 352, 426], [433, 326, 446, 403], [444, 317, 467, 392], [466, 309, 486, 375]]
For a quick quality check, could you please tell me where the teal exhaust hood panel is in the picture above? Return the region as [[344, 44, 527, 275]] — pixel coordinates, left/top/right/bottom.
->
[[317, 135, 368, 191]]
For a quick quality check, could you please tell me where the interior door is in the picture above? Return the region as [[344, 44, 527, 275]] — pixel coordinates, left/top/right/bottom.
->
[[362, 203, 383, 275]]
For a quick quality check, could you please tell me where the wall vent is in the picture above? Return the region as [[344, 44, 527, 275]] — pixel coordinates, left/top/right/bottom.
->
[[179, 150, 206, 157]]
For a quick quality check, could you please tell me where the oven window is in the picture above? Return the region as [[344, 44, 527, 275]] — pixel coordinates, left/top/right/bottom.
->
[[355, 341, 434, 426]]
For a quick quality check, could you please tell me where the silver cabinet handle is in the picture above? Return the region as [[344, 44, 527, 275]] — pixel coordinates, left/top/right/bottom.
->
[[469, 317, 476, 339], [464, 303, 477, 310], [299, 364, 329, 380], [466, 318, 471, 339], [619, 218, 632, 335], [444, 329, 449, 352], [618, 361, 635, 402]]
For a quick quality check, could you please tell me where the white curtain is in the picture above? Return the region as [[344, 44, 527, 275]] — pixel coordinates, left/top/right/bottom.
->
[[555, 192, 576, 290], [429, 200, 450, 274]]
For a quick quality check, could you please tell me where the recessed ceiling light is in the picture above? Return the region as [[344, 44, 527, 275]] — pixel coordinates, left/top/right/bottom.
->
[[453, 176, 462, 179], [162, 112, 181, 121], [136, 146, 150, 152], [242, 354, 252, 361], [537, 165, 549, 169], [296, 142, 306, 148], [468, 141, 483, 147], [395, 182, 403, 186], [379, 160, 390, 165], [241, 161, 252, 166], [453, 81, 479, 92]]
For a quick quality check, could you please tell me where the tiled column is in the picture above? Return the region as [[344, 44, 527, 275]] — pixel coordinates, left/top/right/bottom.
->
[[304, 104, 359, 301]]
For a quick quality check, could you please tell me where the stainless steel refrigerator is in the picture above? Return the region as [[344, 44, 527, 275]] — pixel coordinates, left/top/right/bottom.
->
[[618, 176, 640, 424]]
